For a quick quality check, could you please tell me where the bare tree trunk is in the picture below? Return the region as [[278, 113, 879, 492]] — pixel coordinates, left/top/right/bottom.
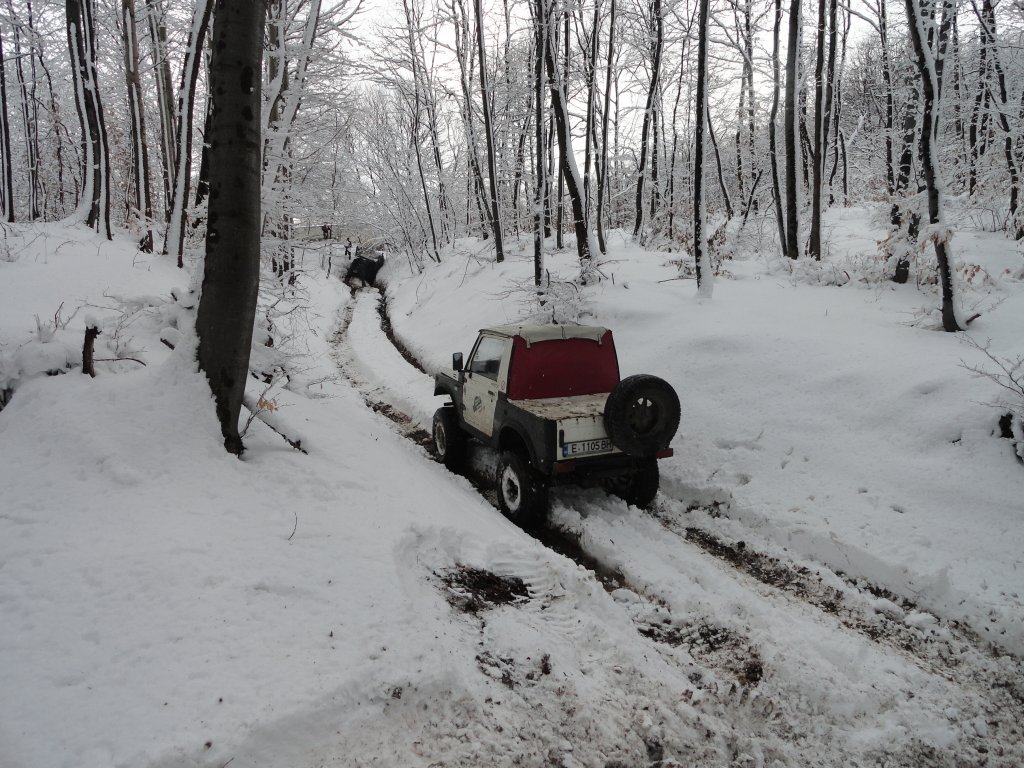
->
[[196, 0, 267, 455], [122, 0, 154, 251], [827, 2, 848, 205], [26, 1, 70, 218], [0, 33, 13, 223], [878, 0, 895, 197], [67, 0, 112, 238], [666, 38, 687, 243], [967, 19, 990, 196], [632, 0, 662, 239], [649, 101, 661, 222], [145, 0, 177, 218], [476, 0, 505, 262], [595, 0, 615, 253], [194, 99, 212, 206], [974, 0, 1023, 238], [582, 2, 599, 218], [555, 11, 567, 249], [707, 119, 734, 220], [543, 0, 593, 274], [743, 0, 756, 213], [694, 0, 712, 295], [534, 0, 546, 287], [769, 0, 787, 256], [404, 0, 452, 245], [905, 0, 962, 332], [808, 0, 827, 259], [511, 109, 532, 233], [784, 0, 801, 258], [451, 0, 490, 239], [809, 0, 836, 259], [10, 13, 41, 220], [164, 0, 213, 266]]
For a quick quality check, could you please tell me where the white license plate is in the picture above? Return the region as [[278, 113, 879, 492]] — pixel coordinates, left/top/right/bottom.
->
[[562, 438, 612, 458]]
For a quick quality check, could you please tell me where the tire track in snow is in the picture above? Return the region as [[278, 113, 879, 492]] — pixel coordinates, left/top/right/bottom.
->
[[330, 289, 774, 701], [648, 492, 1024, 712], [334, 285, 1024, 766]]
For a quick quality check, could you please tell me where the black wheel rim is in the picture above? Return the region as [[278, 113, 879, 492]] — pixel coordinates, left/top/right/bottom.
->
[[627, 396, 660, 435]]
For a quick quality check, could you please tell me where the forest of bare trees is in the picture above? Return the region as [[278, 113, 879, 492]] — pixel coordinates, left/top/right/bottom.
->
[[0, 0, 1021, 311]]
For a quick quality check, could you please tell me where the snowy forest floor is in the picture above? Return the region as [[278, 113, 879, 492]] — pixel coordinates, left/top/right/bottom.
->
[[1, 209, 1022, 767]]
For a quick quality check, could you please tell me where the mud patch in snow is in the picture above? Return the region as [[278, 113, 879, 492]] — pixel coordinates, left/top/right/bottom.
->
[[438, 564, 529, 614]]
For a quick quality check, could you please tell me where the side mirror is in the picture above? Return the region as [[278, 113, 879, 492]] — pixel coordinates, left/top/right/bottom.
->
[[452, 352, 464, 372]]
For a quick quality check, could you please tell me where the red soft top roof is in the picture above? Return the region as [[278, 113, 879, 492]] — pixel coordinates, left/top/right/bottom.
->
[[505, 329, 619, 400]]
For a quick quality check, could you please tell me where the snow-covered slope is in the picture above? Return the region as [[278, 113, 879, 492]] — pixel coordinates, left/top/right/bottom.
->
[[383, 212, 1024, 655], [1, 216, 1022, 767]]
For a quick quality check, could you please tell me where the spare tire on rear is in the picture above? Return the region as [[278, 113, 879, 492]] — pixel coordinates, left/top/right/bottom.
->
[[603, 374, 680, 457]]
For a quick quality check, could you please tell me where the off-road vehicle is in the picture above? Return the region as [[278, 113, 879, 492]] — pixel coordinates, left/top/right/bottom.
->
[[433, 324, 680, 523]]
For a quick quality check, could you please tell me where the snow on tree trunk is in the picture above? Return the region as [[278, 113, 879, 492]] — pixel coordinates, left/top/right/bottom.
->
[[632, 0, 662, 240], [261, 0, 324, 250], [163, 0, 213, 267], [595, 0, 616, 254], [769, 0, 787, 257], [145, 0, 177, 219], [0, 33, 14, 223], [476, 0, 505, 263], [12, 19, 41, 221], [543, 0, 596, 281], [122, 0, 154, 251], [904, 0, 963, 332], [66, 0, 111, 239]]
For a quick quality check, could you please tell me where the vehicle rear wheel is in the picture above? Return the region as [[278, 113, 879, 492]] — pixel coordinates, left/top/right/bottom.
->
[[606, 459, 659, 508], [433, 407, 466, 470], [496, 450, 549, 526], [604, 374, 680, 458]]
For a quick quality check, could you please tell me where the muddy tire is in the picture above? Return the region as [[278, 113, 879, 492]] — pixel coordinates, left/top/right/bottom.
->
[[433, 407, 466, 470], [604, 375, 680, 458], [496, 450, 549, 526], [606, 459, 660, 508]]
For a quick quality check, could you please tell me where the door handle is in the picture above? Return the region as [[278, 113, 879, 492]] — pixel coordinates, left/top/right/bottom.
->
[[487, 390, 496, 396]]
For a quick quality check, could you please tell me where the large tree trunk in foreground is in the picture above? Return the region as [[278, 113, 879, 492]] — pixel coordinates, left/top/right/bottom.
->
[[196, 0, 267, 455]]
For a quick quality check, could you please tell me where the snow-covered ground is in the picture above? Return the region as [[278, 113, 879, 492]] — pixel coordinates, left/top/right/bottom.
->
[[1, 213, 1022, 767]]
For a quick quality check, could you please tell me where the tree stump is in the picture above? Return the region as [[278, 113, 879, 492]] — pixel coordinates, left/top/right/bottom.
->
[[82, 323, 100, 377]]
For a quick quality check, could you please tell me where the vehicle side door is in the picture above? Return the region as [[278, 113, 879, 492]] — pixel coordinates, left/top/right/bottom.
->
[[462, 334, 511, 438]]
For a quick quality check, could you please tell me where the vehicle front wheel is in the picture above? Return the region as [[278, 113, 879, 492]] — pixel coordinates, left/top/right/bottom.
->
[[496, 450, 549, 526], [606, 459, 660, 508], [433, 407, 466, 470]]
